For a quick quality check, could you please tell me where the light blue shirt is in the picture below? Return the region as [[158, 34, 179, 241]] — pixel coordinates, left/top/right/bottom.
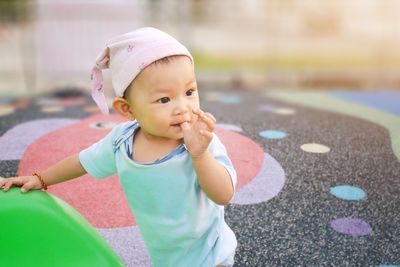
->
[[79, 121, 237, 267]]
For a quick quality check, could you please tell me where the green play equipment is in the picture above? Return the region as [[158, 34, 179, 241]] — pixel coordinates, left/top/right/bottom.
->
[[0, 188, 124, 267]]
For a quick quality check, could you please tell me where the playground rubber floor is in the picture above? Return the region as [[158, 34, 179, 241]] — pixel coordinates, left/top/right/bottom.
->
[[0, 88, 399, 266]]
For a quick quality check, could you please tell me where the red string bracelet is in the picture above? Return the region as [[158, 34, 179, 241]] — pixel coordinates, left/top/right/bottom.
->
[[32, 172, 48, 190]]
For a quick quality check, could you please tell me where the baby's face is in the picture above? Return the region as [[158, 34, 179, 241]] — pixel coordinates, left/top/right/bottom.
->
[[126, 56, 200, 140]]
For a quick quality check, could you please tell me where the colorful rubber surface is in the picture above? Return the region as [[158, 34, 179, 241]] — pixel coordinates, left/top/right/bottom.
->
[[0, 89, 399, 266]]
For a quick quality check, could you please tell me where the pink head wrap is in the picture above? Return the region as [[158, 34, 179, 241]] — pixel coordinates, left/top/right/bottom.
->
[[90, 27, 193, 114]]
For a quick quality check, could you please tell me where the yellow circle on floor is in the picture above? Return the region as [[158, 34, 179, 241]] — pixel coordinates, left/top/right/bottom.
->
[[300, 143, 330, 153], [41, 106, 64, 113], [0, 104, 15, 116]]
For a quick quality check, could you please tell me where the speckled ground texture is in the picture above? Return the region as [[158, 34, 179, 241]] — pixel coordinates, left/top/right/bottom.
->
[[1, 88, 399, 267]]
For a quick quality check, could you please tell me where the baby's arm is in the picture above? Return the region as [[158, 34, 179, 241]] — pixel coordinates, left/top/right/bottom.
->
[[182, 109, 234, 205], [0, 154, 86, 192], [192, 151, 234, 205]]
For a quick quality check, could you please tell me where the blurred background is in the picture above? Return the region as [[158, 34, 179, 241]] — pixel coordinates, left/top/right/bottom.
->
[[1, 0, 400, 97]]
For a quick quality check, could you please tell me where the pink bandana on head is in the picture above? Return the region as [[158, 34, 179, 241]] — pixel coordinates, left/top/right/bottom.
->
[[90, 27, 193, 114]]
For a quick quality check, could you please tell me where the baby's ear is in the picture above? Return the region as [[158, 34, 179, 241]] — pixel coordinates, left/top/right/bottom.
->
[[112, 97, 135, 120]]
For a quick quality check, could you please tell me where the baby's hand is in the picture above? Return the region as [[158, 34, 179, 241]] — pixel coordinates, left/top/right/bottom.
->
[[0, 175, 43, 193], [181, 108, 216, 158]]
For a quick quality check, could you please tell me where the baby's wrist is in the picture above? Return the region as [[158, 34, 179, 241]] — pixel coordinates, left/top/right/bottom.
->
[[190, 150, 210, 162], [32, 172, 48, 190]]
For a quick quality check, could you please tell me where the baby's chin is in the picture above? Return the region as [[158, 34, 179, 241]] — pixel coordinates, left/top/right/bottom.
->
[[167, 127, 185, 140], [175, 132, 185, 140]]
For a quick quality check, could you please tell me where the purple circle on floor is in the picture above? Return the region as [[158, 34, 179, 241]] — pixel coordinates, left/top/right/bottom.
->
[[330, 218, 372, 236], [258, 104, 275, 112]]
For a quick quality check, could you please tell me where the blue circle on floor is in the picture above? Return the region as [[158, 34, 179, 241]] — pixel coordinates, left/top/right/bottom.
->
[[259, 130, 287, 139], [330, 185, 366, 201], [222, 94, 241, 104]]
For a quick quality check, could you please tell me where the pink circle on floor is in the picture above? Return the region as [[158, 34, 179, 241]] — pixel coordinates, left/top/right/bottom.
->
[[18, 114, 264, 228]]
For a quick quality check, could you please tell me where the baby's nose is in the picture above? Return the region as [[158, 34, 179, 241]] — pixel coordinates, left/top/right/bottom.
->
[[175, 112, 191, 124], [174, 101, 190, 115]]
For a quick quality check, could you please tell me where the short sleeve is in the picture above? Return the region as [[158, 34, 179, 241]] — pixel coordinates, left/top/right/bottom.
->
[[208, 133, 237, 191], [79, 128, 118, 179]]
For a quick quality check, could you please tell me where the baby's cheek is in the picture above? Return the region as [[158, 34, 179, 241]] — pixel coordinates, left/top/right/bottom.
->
[[193, 96, 200, 108], [191, 113, 199, 125]]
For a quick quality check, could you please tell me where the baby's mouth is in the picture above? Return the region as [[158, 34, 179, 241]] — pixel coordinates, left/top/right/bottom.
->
[[171, 115, 195, 128], [171, 121, 188, 127]]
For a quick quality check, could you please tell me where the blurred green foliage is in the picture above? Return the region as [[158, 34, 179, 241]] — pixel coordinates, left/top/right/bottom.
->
[[193, 52, 400, 72], [0, 0, 29, 23]]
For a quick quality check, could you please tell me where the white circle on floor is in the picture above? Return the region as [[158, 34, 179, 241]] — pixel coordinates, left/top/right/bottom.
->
[[300, 143, 330, 153], [216, 123, 243, 132], [273, 107, 296, 115]]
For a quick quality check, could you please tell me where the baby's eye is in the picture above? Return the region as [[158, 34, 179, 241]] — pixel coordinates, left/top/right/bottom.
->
[[157, 97, 170, 104], [186, 89, 196, 96]]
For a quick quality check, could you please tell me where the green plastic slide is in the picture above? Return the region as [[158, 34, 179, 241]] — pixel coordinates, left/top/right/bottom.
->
[[0, 188, 124, 267]]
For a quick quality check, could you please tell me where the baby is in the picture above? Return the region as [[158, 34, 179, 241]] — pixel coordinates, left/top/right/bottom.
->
[[0, 27, 237, 267]]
